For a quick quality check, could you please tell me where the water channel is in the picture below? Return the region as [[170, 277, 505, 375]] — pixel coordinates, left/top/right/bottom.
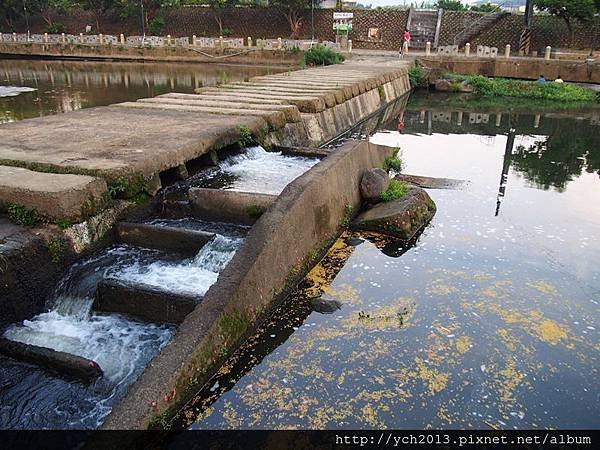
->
[[174, 93, 600, 430], [0, 58, 598, 430]]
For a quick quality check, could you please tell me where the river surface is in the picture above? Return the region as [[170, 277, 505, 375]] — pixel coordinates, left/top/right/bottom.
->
[[0, 59, 281, 123], [175, 93, 600, 429]]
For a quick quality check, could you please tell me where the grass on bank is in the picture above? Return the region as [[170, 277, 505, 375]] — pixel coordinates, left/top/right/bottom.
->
[[447, 74, 599, 103]]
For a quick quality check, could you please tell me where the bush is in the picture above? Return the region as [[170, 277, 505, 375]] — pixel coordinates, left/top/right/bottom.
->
[[383, 147, 403, 172], [148, 16, 165, 35], [46, 23, 66, 34], [380, 180, 410, 202], [8, 204, 37, 227], [447, 74, 598, 103], [222, 28, 234, 37], [303, 44, 345, 66], [408, 64, 427, 88]]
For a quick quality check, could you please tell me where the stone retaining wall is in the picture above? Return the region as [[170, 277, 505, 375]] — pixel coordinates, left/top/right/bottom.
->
[[5, 7, 595, 51], [103, 139, 395, 430]]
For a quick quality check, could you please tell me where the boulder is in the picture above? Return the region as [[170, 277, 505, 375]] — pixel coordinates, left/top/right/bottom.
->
[[360, 168, 390, 203], [434, 79, 452, 92], [352, 187, 436, 240], [458, 81, 474, 93], [311, 297, 343, 314]]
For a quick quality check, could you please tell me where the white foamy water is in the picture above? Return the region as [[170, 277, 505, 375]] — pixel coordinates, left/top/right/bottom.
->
[[202, 145, 319, 194], [0, 86, 37, 97], [110, 234, 242, 296]]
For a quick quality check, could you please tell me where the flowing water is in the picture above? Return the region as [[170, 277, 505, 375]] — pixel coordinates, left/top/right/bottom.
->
[[176, 94, 600, 430], [192, 145, 319, 195], [0, 59, 282, 123], [0, 221, 246, 429]]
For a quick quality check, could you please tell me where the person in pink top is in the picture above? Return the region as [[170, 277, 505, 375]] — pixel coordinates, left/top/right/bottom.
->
[[402, 29, 411, 54]]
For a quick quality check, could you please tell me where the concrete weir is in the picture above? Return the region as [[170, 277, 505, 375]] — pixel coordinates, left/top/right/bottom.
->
[[103, 140, 396, 429], [0, 62, 410, 220]]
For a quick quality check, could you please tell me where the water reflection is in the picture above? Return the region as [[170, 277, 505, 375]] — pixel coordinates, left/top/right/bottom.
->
[[0, 59, 282, 123], [176, 93, 599, 430]]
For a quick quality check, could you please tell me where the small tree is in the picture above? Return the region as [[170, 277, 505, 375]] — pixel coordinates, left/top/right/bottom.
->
[[270, 0, 319, 39], [534, 0, 597, 44], [205, 0, 237, 36], [435, 0, 468, 11], [79, 0, 118, 32], [32, 0, 76, 27], [0, 0, 24, 31], [470, 2, 500, 13]]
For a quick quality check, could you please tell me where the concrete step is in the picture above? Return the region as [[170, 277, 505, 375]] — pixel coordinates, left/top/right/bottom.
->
[[115, 222, 215, 257], [200, 87, 332, 111], [0, 165, 108, 222], [188, 188, 277, 225], [217, 84, 340, 107], [137, 97, 301, 123], [94, 279, 199, 325], [114, 101, 287, 130], [159, 92, 287, 106], [0, 337, 103, 383]]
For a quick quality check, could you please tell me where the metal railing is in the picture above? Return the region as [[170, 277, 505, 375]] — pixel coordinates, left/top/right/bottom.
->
[[453, 3, 509, 46]]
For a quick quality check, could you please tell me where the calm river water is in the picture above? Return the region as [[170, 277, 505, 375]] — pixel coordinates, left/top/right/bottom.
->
[[0, 59, 280, 123], [176, 93, 600, 429]]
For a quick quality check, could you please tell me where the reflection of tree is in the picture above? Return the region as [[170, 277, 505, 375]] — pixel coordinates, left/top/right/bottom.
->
[[511, 120, 600, 191]]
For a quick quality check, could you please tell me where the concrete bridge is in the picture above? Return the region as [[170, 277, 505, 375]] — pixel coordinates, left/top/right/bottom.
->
[[0, 61, 410, 223]]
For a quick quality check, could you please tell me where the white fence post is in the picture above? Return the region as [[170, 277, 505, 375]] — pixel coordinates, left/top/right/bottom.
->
[[61, 33, 65, 44], [44, 32, 48, 43], [248, 36, 252, 47], [505, 44, 510, 58], [278, 37, 282, 50], [120, 33, 125, 45], [544, 46, 551, 60], [348, 39, 352, 53], [465, 42, 470, 56], [192, 35, 197, 46], [13, 32, 17, 42], [80, 33, 84, 43], [425, 41, 431, 55]]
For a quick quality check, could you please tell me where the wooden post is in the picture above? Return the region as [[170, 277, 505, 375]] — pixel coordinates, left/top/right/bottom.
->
[[505, 44, 510, 58], [465, 43, 470, 56]]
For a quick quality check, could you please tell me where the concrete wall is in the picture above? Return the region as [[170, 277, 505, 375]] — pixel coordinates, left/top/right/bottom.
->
[[103, 139, 395, 429], [421, 56, 600, 83]]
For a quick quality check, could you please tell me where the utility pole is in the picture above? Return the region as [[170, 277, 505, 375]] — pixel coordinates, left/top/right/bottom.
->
[[311, 0, 315, 42], [519, 0, 533, 55], [22, 0, 30, 42], [140, 0, 145, 44]]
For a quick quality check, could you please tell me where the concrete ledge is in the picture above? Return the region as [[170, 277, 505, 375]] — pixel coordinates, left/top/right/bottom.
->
[[103, 140, 395, 429], [0, 337, 103, 383], [188, 188, 277, 225], [272, 145, 331, 158], [0, 166, 108, 221], [94, 279, 199, 325], [115, 222, 214, 257]]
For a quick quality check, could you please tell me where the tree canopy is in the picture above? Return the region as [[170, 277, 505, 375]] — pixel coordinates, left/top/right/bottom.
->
[[534, 0, 598, 35], [435, 0, 468, 11]]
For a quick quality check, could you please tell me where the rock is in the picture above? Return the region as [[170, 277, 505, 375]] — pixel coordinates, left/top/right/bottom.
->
[[311, 297, 343, 314], [0, 337, 103, 383], [351, 187, 436, 240], [395, 173, 468, 190], [360, 168, 390, 203], [434, 79, 452, 92], [458, 81, 474, 93]]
